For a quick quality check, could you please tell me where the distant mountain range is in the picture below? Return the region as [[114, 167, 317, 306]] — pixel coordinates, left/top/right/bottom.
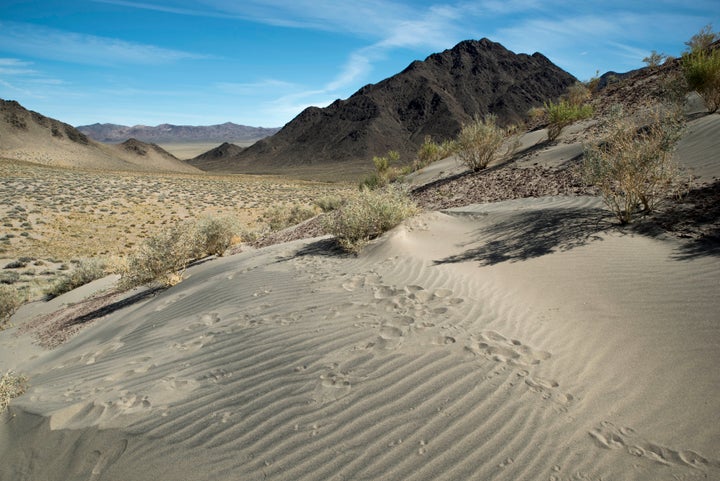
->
[[199, 38, 576, 178], [76, 122, 281, 144], [0, 99, 199, 173]]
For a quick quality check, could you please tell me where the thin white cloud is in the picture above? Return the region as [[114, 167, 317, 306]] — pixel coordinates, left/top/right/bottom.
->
[[0, 58, 38, 76], [215, 79, 297, 95], [0, 21, 209, 66]]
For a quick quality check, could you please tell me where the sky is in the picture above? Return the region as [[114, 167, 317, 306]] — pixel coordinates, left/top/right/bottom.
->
[[0, 1, 718, 128]]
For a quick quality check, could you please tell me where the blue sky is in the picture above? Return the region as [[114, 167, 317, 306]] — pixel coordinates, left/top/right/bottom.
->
[[0, 0, 717, 128]]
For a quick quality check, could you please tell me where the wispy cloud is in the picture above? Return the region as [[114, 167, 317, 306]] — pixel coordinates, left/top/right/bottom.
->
[[0, 58, 38, 76], [0, 21, 209, 66]]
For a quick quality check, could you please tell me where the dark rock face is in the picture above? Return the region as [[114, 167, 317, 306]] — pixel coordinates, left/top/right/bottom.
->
[[77, 122, 280, 144], [226, 38, 576, 174]]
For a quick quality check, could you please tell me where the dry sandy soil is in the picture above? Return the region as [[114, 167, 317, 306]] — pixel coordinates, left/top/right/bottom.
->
[[0, 111, 718, 481]]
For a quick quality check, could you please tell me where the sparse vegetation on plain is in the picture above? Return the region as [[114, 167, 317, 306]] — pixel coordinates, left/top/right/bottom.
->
[[0, 371, 27, 412], [323, 185, 419, 252], [583, 105, 686, 224]]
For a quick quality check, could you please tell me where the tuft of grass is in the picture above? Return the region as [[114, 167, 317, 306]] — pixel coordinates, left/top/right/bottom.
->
[[0, 371, 28, 412], [322, 185, 419, 252], [583, 105, 687, 224], [361, 150, 405, 189]]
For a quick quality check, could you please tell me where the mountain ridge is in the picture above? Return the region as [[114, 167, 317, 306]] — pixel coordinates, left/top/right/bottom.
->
[[77, 122, 280, 144]]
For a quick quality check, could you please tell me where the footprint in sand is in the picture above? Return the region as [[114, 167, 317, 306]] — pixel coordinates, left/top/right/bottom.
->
[[89, 438, 128, 481], [524, 376, 574, 406], [313, 371, 352, 404], [469, 331, 551, 367], [589, 421, 718, 472]]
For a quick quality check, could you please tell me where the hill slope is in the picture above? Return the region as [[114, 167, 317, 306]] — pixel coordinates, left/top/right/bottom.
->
[[211, 39, 576, 178], [0, 99, 200, 173]]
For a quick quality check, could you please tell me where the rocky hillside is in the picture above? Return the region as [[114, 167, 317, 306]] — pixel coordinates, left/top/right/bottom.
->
[[0, 99, 199, 173], [187, 142, 245, 171], [210, 38, 576, 178], [77, 122, 280, 143]]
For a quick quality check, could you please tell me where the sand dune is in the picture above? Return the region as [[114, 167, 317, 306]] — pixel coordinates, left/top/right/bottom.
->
[[2, 190, 719, 480], [1, 110, 719, 480]]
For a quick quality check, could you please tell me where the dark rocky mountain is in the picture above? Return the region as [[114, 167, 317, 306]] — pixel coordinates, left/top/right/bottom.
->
[[209, 38, 576, 178], [77, 122, 280, 144], [187, 142, 245, 170]]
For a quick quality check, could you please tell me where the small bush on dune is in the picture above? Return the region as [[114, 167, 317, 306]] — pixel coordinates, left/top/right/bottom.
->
[[361, 150, 404, 189], [194, 216, 240, 256], [682, 47, 720, 113], [45, 257, 108, 299], [261, 203, 317, 231], [455, 114, 506, 171], [0, 285, 23, 329], [323, 185, 419, 252], [545, 100, 594, 141], [0, 371, 27, 412], [314, 195, 345, 213], [118, 222, 200, 289], [583, 105, 686, 224]]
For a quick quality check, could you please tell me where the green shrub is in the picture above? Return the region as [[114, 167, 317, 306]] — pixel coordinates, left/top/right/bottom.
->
[[545, 100, 594, 141], [46, 258, 107, 299], [194, 216, 239, 256], [455, 114, 506, 171], [416, 136, 443, 169], [0, 285, 23, 329], [0, 371, 27, 412], [563, 82, 591, 106], [583, 106, 686, 224], [323, 185, 419, 252], [118, 223, 199, 289], [261, 203, 317, 231], [682, 48, 720, 113]]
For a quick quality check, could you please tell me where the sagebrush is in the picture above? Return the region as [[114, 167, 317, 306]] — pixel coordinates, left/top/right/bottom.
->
[[545, 100, 594, 141], [682, 47, 720, 113], [455, 114, 506, 171], [0, 285, 23, 329], [323, 186, 419, 252], [583, 105, 686, 224], [0, 371, 27, 412], [46, 257, 108, 299]]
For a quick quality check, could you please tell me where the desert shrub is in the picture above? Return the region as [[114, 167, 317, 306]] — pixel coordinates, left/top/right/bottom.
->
[[685, 24, 719, 54], [583, 106, 686, 224], [194, 216, 239, 256], [455, 114, 506, 171], [118, 223, 199, 289], [584, 70, 601, 93], [545, 100, 594, 141], [46, 258, 108, 299], [0, 285, 23, 328], [682, 47, 720, 113], [314, 195, 345, 213], [261, 203, 317, 231], [643, 50, 667, 68], [322, 185, 419, 252], [416, 136, 443, 168], [361, 150, 404, 189], [0, 371, 27, 412], [563, 82, 592, 106]]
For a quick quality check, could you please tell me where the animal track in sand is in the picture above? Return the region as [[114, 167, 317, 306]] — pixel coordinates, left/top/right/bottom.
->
[[589, 421, 719, 473], [312, 371, 352, 404], [468, 331, 551, 367], [524, 376, 574, 406]]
